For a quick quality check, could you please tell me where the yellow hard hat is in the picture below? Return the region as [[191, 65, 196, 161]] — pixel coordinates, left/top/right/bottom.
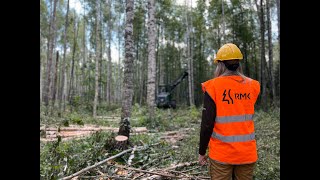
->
[[214, 43, 243, 64]]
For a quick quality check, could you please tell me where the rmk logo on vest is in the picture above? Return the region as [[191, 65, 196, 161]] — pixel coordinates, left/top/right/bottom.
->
[[222, 89, 250, 104]]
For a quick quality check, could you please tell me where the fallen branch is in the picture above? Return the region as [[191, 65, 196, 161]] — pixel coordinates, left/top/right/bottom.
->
[[60, 147, 140, 180], [168, 170, 191, 178], [180, 166, 201, 173], [140, 175, 162, 180], [79, 175, 132, 180], [195, 176, 211, 179], [141, 155, 170, 169], [132, 173, 145, 180], [163, 161, 198, 171], [60, 142, 161, 180], [160, 135, 186, 139], [190, 171, 202, 175], [139, 161, 199, 180], [113, 164, 186, 179]]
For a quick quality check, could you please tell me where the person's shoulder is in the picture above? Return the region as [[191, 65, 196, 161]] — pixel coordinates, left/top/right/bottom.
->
[[201, 78, 217, 92], [246, 77, 260, 86], [202, 78, 216, 85]]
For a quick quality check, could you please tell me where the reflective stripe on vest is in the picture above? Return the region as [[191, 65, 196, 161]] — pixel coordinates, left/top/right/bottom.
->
[[211, 131, 255, 143], [215, 114, 254, 123]]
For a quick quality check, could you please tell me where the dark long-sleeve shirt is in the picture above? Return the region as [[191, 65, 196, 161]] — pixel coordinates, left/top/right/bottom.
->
[[199, 92, 216, 155]]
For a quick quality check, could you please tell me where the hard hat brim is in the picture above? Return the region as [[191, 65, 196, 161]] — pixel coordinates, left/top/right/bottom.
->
[[213, 57, 243, 64]]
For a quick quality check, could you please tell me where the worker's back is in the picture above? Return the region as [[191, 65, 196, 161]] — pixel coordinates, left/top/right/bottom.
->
[[201, 75, 260, 164]]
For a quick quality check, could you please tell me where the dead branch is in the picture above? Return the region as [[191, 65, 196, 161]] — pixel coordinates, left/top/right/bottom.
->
[[96, 169, 104, 176], [180, 166, 201, 173], [127, 146, 137, 166], [132, 173, 145, 180], [140, 175, 162, 180], [163, 161, 198, 171], [160, 135, 186, 139], [168, 170, 191, 178], [60, 142, 161, 180], [113, 164, 186, 179], [195, 176, 211, 179], [60, 147, 140, 180], [190, 171, 202, 175], [141, 155, 170, 169], [79, 175, 132, 180]]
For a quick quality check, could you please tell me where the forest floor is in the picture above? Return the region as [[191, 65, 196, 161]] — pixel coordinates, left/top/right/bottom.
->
[[40, 104, 280, 180]]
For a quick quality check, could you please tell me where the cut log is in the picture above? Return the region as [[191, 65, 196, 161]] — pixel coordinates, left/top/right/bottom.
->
[[45, 127, 114, 131], [96, 116, 120, 119], [46, 131, 57, 135], [131, 127, 148, 133], [43, 127, 147, 132], [115, 135, 128, 142]]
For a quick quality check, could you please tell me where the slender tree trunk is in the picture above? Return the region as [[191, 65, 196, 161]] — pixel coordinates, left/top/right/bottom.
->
[[276, 0, 280, 98], [107, 0, 113, 105], [75, 65, 79, 97], [254, 41, 259, 83], [59, 0, 70, 116], [159, 24, 165, 86], [190, 0, 195, 106], [119, 0, 135, 140], [82, 8, 87, 102], [217, 19, 221, 48], [136, 37, 140, 105], [52, 51, 59, 109], [99, 1, 104, 103], [185, 0, 194, 106], [40, 31, 43, 104], [147, 0, 156, 119], [44, 0, 53, 105], [44, 0, 58, 108], [255, 0, 267, 111], [93, 0, 100, 118], [68, 20, 79, 110], [244, 44, 250, 77], [266, 0, 276, 103], [190, 27, 194, 106], [276, 0, 280, 47], [155, 23, 160, 98], [118, 17, 122, 104], [139, 50, 145, 106], [221, 0, 225, 44]]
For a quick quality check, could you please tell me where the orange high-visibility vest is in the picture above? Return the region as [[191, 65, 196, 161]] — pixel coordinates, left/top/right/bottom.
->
[[201, 75, 260, 164]]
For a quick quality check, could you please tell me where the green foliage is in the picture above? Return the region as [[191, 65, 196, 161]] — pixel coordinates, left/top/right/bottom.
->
[[66, 112, 84, 125], [69, 95, 81, 109], [62, 119, 69, 127], [97, 103, 121, 114], [189, 105, 201, 122], [40, 131, 112, 179], [253, 107, 280, 180]]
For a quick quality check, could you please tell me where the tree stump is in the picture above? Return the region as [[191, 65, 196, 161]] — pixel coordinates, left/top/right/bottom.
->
[[117, 117, 131, 149], [115, 135, 128, 150]]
